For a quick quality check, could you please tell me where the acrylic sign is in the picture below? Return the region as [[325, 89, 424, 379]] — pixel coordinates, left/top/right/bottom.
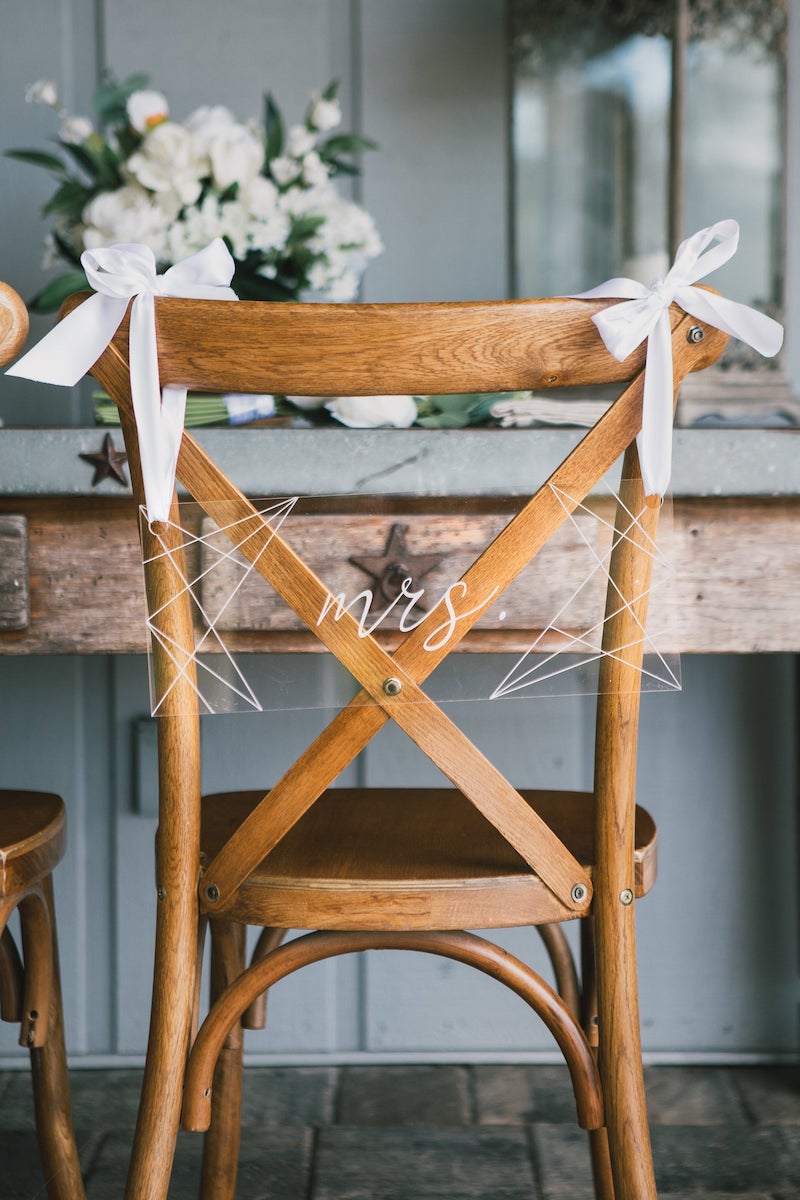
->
[[141, 483, 679, 717]]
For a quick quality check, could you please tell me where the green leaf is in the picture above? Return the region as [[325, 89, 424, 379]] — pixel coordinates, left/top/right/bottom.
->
[[414, 392, 511, 428], [415, 411, 473, 428], [321, 80, 340, 101], [59, 140, 121, 188], [264, 92, 284, 161], [322, 157, 359, 178], [93, 72, 150, 126], [231, 270, 298, 302], [288, 213, 326, 241], [28, 271, 88, 314], [99, 142, 125, 186], [114, 126, 142, 158], [42, 179, 90, 220], [5, 148, 66, 173], [320, 134, 379, 157], [52, 230, 83, 268]]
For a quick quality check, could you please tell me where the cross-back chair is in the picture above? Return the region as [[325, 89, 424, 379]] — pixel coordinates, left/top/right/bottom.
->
[[0, 283, 85, 1200], [79, 290, 726, 1200]]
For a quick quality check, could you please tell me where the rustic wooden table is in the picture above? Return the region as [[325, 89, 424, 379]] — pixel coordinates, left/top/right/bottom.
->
[[0, 426, 797, 655]]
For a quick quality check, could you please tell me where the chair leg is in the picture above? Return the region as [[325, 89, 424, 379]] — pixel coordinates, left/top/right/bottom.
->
[[17, 887, 54, 1048], [537, 922, 580, 1020], [0, 925, 24, 1022], [199, 919, 246, 1200], [27, 876, 86, 1200], [242, 926, 286, 1029], [595, 897, 657, 1200], [588, 1128, 616, 1200], [125, 821, 200, 1199], [580, 918, 616, 1200], [579, 916, 599, 1050]]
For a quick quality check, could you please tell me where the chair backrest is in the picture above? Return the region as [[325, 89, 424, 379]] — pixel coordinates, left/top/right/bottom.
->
[[84, 294, 727, 922], [0, 282, 29, 366]]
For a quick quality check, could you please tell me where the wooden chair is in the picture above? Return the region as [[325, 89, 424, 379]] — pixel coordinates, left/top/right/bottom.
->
[[0, 285, 85, 1199], [79, 289, 727, 1200], [0, 793, 86, 1199]]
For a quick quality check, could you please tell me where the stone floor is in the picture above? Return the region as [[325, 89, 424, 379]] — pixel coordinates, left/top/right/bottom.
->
[[1, 1063, 799, 1198]]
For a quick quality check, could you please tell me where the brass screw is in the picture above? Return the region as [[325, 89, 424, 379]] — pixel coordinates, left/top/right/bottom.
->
[[205, 884, 220, 904], [382, 677, 403, 697]]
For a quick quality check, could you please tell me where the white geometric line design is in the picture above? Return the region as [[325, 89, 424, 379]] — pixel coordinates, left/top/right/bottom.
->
[[143, 498, 298, 715], [490, 482, 680, 699], [142, 487, 679, 715]]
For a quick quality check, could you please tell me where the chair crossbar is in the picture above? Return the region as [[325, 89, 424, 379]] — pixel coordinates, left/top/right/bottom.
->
[[183, 368, 648, 916]]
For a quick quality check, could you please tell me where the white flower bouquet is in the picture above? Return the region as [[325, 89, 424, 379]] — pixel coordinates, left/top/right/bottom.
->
[[10, 75, 383, 312]]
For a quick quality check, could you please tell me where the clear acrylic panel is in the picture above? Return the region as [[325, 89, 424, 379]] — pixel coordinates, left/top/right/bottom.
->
[[140, 483, 680, 717]]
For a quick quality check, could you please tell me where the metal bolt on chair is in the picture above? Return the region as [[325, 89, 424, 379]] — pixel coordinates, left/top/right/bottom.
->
[[52, 274, 730, 1198]]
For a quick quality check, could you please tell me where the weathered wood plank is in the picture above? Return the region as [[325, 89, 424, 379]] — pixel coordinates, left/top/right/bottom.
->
[[0, 496, 796, 654]]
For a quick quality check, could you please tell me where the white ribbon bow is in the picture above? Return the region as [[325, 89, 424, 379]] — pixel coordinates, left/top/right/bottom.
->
[[8, 239, 238, 521], [574, 219, 784, 497]]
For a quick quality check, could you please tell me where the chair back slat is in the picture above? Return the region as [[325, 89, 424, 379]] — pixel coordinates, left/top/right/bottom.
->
[[96, 295, 663, 397]]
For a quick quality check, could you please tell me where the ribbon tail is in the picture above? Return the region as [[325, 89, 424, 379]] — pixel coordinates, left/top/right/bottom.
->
[[6, 292, 128, 386], [676, 286, 784, 358], [572, 278, 650, 302], [637, 311, 674, 499], [159, 385, 188, 518], [129, 292, 174, 523]]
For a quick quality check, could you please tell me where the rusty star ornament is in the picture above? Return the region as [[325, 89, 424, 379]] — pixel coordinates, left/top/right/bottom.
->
[[79, 433, 129, 487], [350, 523, 443, 608]]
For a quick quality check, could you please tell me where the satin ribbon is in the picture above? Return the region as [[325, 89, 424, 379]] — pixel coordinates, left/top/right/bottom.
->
[[574, 219, 784, 497], [8, 239, 238, 521]]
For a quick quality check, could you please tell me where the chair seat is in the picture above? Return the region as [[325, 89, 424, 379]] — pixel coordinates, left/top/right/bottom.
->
[[0, 791, 66, 898], [201, 788, 657, 930]]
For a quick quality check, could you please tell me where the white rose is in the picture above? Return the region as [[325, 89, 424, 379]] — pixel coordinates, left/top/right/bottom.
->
[[208, 125, 264, 191], [166, 194, 223, 260], [325, 271, 360, 302], [216, 199, 251, 258], [184, 105, 238, 141], [307, 259, 335, 293], [321, 197, 384, 258], [59, 115, 94, 144], [240, 175, 279, 219], [302, 150, 329, 187], [286, 124, 316, 157], [247, 209, 290, 256], [326, 396, 417, 428], [309, 92, 342, 132], [270, 156, 302, 187], [126, 121, 208, 205], [81, 185, 176, 260], [126, 90, 169, 133], [25, 79, 59, 108], [277, 182, 332, 221]]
